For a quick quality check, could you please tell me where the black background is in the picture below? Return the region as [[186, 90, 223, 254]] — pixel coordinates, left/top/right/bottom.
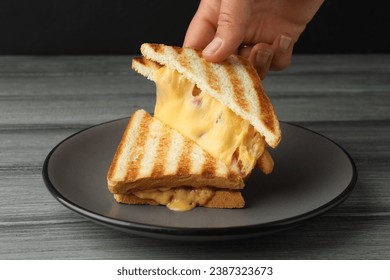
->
[[0, 0, 388, 55]]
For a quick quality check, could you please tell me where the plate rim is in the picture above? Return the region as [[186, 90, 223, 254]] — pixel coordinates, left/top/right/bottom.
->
[[42, 118, 357, 239]]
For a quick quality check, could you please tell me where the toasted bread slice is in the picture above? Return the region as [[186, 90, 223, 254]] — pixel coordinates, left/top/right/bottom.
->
[[107, 109, 244, 195], [256, 150, 274, 175], [133, 56, 274, 176], [136, 43, 281, 148], [132, 57, 162, 81]]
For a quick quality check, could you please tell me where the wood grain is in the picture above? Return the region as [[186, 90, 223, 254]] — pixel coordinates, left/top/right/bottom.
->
[[0, 54, 389, 259]]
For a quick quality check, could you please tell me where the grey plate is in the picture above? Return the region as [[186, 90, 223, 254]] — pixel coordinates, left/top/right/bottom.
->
[[43, 118, 357, 241]]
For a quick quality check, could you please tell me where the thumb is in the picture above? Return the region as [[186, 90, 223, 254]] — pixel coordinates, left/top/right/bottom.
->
[[202, 0, 251, 62]]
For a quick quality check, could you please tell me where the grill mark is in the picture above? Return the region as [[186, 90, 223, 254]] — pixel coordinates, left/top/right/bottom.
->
[[143, 58, 160, 68], [173, 46, 183, 54], [224, 59, 249, 112], [133, 57, 145, 65], [202, 59, 221, 93], [150, 43, 163, 54], [125, 113, 152, 181], [201, 153, 217, 178], [151, 124, 171, 177], [132, 57, 162, 76], [174, 47, 192, 72], [177, 138, 194, 176]]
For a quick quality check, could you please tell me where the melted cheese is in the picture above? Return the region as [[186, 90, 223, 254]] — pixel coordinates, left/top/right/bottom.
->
[[133, 188, 214, 211], [154, 65, 263, 176], [140, 66, 265, 211]]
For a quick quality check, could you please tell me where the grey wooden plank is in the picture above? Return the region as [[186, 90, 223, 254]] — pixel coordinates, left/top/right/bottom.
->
[[1, 54, 388, 75], [0, 128, 78, 169], [0, 55, 389, 127], [0, 74, 156, 127], [1, 83, 388, 126], [1, 213, 389, 259], [0, 55, 133, 75]]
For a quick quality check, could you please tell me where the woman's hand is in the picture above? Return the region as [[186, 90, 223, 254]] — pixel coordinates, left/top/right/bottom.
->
[[184, 0, 324, 79]]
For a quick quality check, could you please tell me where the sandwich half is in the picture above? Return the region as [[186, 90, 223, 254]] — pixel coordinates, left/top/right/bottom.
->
[[107, 43, 281, 211], [107, 109, 245, 211], [132, 43, 281, 177]]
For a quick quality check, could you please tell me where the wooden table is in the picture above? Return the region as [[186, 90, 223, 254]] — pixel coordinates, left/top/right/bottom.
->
[[0, 54, 389, 259]]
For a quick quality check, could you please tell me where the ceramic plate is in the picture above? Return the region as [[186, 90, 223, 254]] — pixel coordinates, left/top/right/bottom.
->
[[43, 118, 357, 241]]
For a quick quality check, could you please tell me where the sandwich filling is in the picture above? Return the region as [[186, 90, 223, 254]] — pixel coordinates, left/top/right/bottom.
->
[[132, 187, 215, 211], [153, 65, 265, 177]]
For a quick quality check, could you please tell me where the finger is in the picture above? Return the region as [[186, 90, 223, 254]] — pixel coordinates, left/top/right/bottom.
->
[[202, 0, 252, 62], [183, 0, 219, 50], [248, 43, 274, 80], [183, 15, 216, 50], [270, 34, 294, 70]]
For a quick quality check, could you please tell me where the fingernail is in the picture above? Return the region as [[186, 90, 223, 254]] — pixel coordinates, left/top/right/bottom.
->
[[256, 51, 271, 68], [203, 37, 223, 55], [279, 35, 292, 51]]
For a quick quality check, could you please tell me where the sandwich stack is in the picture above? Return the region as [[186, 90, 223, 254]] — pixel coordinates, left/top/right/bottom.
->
[[107, 43, 281, 211]]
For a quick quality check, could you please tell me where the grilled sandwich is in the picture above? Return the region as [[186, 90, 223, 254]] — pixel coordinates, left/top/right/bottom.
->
[[132, 43, 281, 177], [107, 109, 245, 211], [107, 43, 281, 211]]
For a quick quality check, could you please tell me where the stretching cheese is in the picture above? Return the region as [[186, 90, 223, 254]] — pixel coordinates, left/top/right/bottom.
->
[[133, 187, 214, 211], [154, 66, 264, 176]]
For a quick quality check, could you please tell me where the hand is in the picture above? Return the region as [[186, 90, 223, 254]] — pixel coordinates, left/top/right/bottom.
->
[[184, 0, 324, 79]]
